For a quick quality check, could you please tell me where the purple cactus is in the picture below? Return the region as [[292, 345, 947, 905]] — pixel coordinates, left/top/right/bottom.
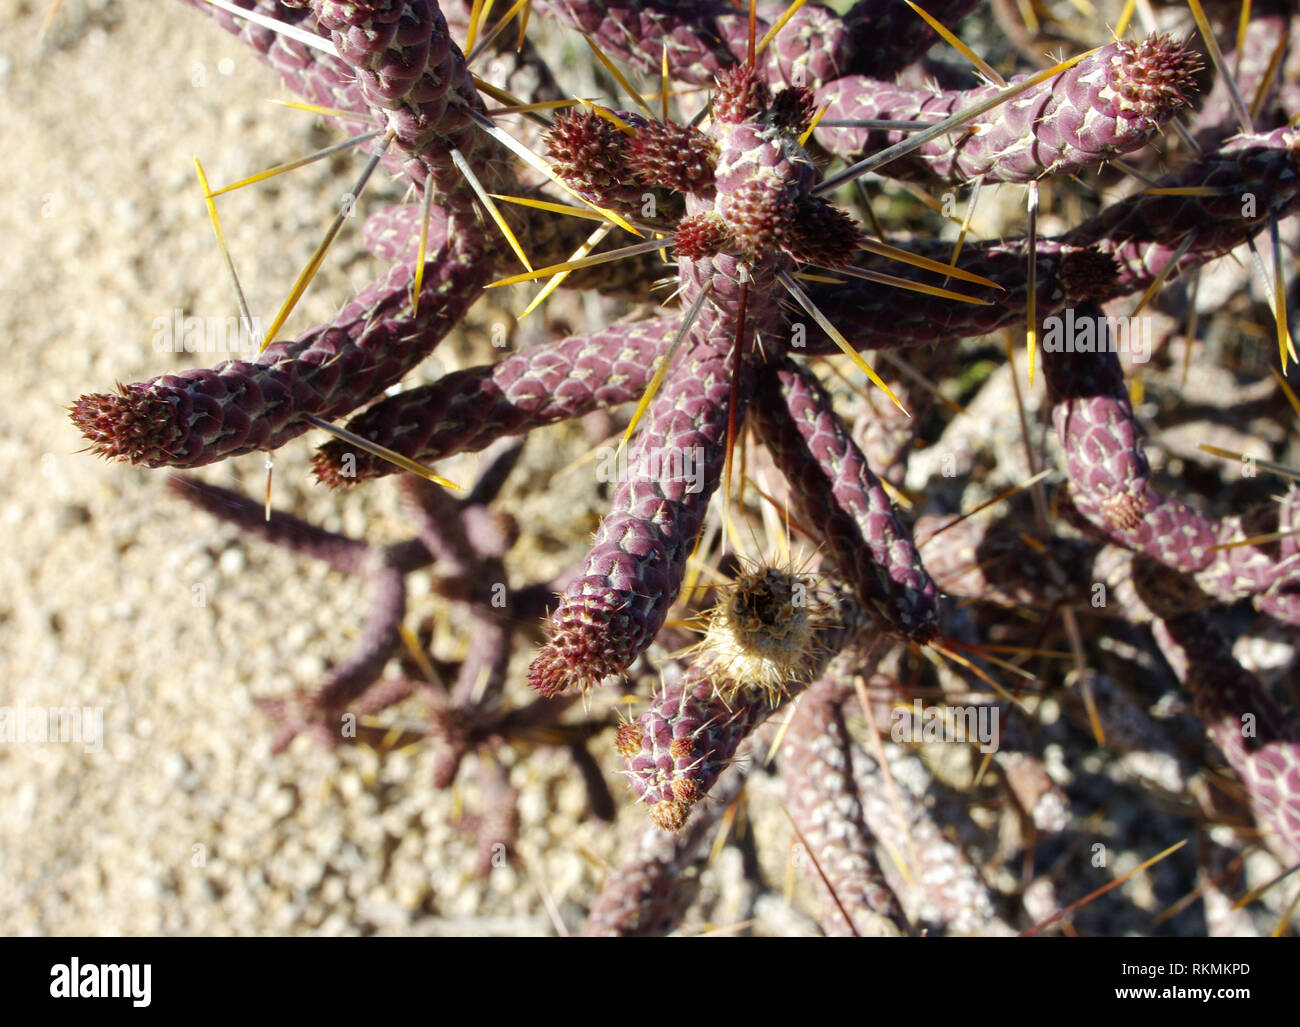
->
[[66, 0, 1300, 934]]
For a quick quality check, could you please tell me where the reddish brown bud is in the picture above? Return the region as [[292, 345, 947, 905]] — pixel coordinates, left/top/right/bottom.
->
[[528, 589, 637, 695], [627, 121, 717, 193], [673, 212, 732, 258], [722, 182, 861, 268], [726, 179, 791, 260], [713, 63, 771, 123], [546, 109, 636, 204], [781, 197, 862, 269], [1110, 33, 1202, 115]]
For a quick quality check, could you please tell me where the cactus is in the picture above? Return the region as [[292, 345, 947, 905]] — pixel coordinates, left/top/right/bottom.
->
[[67, 0, 1300, 934]]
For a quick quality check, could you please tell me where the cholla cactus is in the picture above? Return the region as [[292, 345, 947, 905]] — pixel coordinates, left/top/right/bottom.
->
[[69, 0, 1300, 934]]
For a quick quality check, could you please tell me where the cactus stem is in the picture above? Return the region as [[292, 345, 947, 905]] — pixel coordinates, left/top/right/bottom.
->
[[816, 46, 1104, 195], [755, 0, 810, 59], [1130, 231, 1197, 317]]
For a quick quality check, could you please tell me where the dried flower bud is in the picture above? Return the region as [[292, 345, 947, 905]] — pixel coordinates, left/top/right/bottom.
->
[[697, 562, 832, 705]]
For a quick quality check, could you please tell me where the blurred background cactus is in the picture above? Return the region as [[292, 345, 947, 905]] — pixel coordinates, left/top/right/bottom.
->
[[4, 0, 1298, 935]]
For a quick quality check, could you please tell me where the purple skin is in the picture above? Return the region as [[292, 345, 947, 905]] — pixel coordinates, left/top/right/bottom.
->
[[1042, 309, 1300, 622], [1149, 611, 1300, 860], [785, 645, 1007, 936], [931, 513, 1300, 864], [311, 317, 676, 486], [527, 320, 753, 697], [780, 649, 909, 937], [1090, 549, 1300, 861], [69, 0, 1300, 913], [530, 0, 978, 89], [816, 35, 1203, 185], [753, 357, 939, 643], [533, 0, 854, 90]]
